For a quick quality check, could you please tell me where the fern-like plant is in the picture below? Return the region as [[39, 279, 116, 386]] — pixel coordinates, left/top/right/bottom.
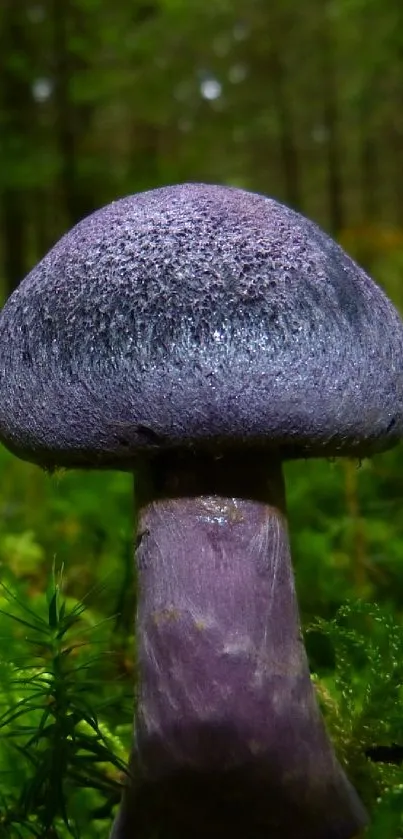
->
[[0, 569, 130, 838]]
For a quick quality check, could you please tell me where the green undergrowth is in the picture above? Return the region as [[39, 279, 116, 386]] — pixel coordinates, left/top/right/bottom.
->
[[0, 571, 132, 838], [309, 601, 403, 838]]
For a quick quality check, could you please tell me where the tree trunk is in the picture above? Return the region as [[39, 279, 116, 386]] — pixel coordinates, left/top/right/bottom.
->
[[270, 48, 302, 212], [0, 0, 32, 297], [52, 0, 83, 227], [320, 14, 343, 235]]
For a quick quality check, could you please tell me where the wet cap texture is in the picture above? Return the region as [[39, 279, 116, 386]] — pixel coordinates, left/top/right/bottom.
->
[[1, 182, 403, 470]]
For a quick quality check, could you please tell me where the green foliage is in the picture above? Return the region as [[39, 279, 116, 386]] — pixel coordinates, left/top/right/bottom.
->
[[0, 569, 131, 838], [309, 601, 403, 837]]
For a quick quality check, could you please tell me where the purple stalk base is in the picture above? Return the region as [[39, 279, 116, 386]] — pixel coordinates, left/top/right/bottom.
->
[[110, 454, 367, 839]]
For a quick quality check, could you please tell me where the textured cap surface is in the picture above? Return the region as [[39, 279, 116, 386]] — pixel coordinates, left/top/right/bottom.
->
[[0, 182, 403, 469]]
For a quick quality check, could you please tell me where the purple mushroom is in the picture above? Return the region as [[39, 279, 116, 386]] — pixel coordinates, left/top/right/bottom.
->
[[1, 184, 402, 838]]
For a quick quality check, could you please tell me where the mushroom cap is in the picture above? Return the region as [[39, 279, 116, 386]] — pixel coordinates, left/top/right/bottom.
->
[[0, 182, 403, 470]]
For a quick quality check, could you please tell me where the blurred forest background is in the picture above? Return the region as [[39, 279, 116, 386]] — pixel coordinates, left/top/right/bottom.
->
[[1, 0, 403, 837]]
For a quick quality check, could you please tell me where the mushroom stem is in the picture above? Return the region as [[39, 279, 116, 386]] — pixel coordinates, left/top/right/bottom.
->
[[112, 453, 367, 839]]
